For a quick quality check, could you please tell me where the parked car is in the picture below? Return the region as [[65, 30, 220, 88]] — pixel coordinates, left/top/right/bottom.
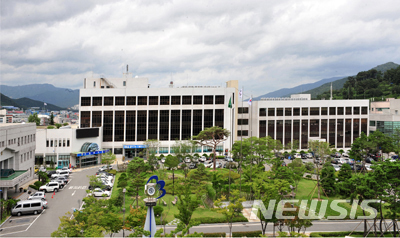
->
[[332, 158, 340, 164], [391, 155, 399, 160], [39, 182, 62, 193], [189, 163, 197, 169], [46, 170, 57, 177], [281, 161, 287, 166], [51, 171, 69, 179], [161, 158, 166, 163], [95, 171, 114, 177], [89, 188, 111, 197], [199, 156, 207, 162], [89, 184, 111, 191], [184, 157, 191, 163], [98, 165, 113, 172], [342, 152, 349, 157], [307, 153, 313, 158], [225, 157, 233, 162], [331, 152, 341, 158], [28, 192, 46, 200], [294, 154, 302, 159], [12, 200, 45, 216], [204, 161, 213, 168], [301, 154, 308, 159], [56, 167, 72, 173], [365, 157, 375, 163], [332, 164, 341, 172], [192, 157, 199, 163]]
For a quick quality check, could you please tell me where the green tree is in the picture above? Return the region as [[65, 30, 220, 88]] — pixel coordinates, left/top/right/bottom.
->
[[87, 175, 104, 190], [101, 151, 116, 171], [164, 155, 179, 195], [50, 112, 54, 125], [193, 126, 230, 170], [144, 139, 160, 171], [214, 190, 245, 237], [288, 158, 306, 192], [308, 141, 331, 199], [28, 113, 40, 126], [174, 180, 200, 235], [382, 160, 400, 236], [320, 163, 337, 195], [127, 158, 150, 207], [55, 123, 62, 129]]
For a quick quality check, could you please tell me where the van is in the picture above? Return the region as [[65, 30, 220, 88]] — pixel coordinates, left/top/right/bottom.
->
[[12, 200, 44, 216], [51, 170, 69, 178]]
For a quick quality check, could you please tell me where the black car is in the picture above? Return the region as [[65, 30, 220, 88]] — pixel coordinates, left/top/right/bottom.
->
[[332, 158, 340, 164], [47, 170, 57, 176], [301, 154, 308, 159], [365, 157, 375, 163]]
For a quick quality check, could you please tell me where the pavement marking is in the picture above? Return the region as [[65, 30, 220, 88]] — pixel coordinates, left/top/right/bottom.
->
[[72, 190, 76, 196], [0, 210, 46, 237], [68, 186, 87, 190], [0, 224, 30, 230]]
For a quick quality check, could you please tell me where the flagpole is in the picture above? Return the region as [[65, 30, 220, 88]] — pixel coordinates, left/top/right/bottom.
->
[[249, 94, 253, 200], [239, 88, 243, 195]]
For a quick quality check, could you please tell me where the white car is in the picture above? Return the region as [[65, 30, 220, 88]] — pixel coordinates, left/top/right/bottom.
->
[[51, 171, 70, 179], [56, 167, 72, 173], [28, 192, 46, 200], [98, 165, 113, 172], [332, 164, 341, 172], [90, 188, 111, 197], [294, 154, 302, 159], [204, 161, 213, 168], [225, 157, 233, 162], [184, 157, 191, 163], [161, 158, 166, 163], [199, 156, 207, 162], [40, 182, 62, 193], [307, 153, 313, 158]]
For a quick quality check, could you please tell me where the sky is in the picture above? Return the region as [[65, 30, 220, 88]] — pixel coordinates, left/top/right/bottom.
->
[[1, 0, 400, 98]]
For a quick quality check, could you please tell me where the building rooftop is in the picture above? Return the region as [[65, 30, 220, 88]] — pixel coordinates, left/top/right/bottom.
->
[[0, 170, 27, 180]]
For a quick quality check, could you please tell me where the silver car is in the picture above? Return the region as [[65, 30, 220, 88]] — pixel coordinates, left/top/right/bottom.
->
[[12, 200, 45, 216], [28, 191, 46, 200]]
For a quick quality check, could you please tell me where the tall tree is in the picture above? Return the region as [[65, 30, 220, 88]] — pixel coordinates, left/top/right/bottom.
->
[[101, 151, 116, 171], [193, 126, 230, 170], [144, 139, 160, 171], [50, 112, 55, 125], [214, 190, 245, 237], [127, 158, 150, 207], [320, 163, 337, 196], [174, 179, 200, 235], [28, 112, 40, 126], [164, 155, 180, 195], [308, 140, 331, 200]]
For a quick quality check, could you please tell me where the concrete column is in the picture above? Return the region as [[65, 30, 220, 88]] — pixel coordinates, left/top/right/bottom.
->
[[3, 188, 8, 200]]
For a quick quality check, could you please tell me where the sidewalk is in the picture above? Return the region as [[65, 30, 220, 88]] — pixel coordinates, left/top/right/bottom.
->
[[7, 175, 38, 200]]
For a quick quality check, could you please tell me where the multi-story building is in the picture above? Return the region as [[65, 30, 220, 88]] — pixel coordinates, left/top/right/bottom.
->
[[79, 73, 238, 159], [236, 94, 369, 150], [369, 98, 400, 136], [0, 123, 36, 199]]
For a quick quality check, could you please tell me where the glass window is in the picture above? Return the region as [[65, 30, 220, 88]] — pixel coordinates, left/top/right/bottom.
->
[[370, 120, 376, 126], [321, 107, 328, 115], [329, 107, 336, 115], [103, 111, 113, 142], [114, 148, 123, 154], [204, 96, 213, 104], [302, 108, 308, 116], [137, 111, 147, 141], [237, 130, 249, 136], [80, 111, 90, 128], [215, 109, 224, 128], [337, 107, 344, 115], [172, 96, 181, 105], [81, 97, 91, 106], [160, 96, 170, 105], [310, 107, 319, 116], [346, 107, 352, 115], [259, 120, 266, 138], [127, 96, 136, 105], [285, 108, 292, 116], [104, 97, 113, 106], [114, 111, 124, 142], [238, 119, 248, 125], [92, 111, 102, 127], [259, 108, 266, 116], [149, 96, 158, 105], [239, 107, 249, 114], [215, 95, 224, 104], [353, 107, 360, 115], [148, 110, 158, 140], [268, 108, 275, 116], [182, 96, 191, 105], [268, 120, 275, 139], [293, 108, 300, 116], [126, 111, 136, 141], [92, 97, 102, 106], [361, 107, 368, 115], [277, 108, 283, 116], [193, 96, 203, 105], [138, 96, 147, 105], [115, 96, 125, 106]]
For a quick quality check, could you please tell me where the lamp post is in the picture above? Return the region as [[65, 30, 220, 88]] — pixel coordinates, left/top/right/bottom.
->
[[122, 188, 126, 237]]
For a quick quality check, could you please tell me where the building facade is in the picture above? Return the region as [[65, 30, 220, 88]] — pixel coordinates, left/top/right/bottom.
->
[[79, 73, 238, 159], [369, 98, 400, 136], [236, 94, 369, 150], [0, 123, 36, 199]]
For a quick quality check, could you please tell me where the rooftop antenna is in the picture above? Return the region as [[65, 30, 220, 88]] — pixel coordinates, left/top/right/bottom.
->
[[330, 82, 333, 100]]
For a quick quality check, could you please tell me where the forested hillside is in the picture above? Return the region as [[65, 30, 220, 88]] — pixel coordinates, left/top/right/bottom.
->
[[316, 66, 400, 101]]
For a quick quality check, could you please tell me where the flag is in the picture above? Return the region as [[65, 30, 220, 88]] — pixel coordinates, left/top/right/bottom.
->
[[44, 102, 47, 106], [239, 88, 243, 98], [228, 97, 232, 108], [248, 98, 252, 105]]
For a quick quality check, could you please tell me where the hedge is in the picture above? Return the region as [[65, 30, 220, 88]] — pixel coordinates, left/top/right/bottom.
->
[[216, 156, 225, 159], [203, 232, 226, 237], [191, 215, 248, 224], [309, 231, 395, 237], [232, 230, 262, 237], [108, 169, 117, 175]]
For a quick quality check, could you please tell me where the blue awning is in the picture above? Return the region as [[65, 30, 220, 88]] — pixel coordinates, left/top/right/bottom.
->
[[76, 150, 110, 157], [123, 145, 148, 149]]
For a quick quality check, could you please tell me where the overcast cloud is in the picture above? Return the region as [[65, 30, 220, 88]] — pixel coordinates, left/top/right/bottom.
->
[[1, 0, 400, 97]]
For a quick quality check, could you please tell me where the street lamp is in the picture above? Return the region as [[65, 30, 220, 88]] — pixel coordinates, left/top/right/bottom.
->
[[122, 188, 126, 237]]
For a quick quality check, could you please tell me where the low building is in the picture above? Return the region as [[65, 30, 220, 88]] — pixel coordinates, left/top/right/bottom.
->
[[369, 98, 400, 136], [0, 123, 36, 200]]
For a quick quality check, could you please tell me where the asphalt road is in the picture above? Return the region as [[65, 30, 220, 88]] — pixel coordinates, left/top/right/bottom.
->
[[0, 166, 101, 237]]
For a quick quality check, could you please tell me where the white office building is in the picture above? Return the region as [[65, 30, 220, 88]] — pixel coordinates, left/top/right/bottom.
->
[[0, 123, 36, 199]]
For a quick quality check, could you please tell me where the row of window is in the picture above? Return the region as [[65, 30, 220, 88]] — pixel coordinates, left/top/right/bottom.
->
[[46, 138, 71, 147], [81, 109, 224, 142], [259, 107, 368, 116], [81, 95, 226, 107], [21, 150, 34, 163], [3, 134, 36, 147], [111, 146, 224, 154]]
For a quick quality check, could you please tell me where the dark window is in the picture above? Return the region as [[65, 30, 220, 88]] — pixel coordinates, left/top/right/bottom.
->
[[170, 110, 180, 140], [310, 107, 319, 116], [115, 97, 125, 106], [31, 202, 41, 207], [81, 97, 91, 106], [337, 107, 344, 115], [137, 111, 147, 141], [138, 96, 147, 105], [310, 119, 319, 137], [353, 107, 360, 115], [346, 107, 352, 115], [114, 111, 124, 142], [268, 108, 275, 116], [148, 110, 158, 140], [181, 110, 191, 140], [114, 148, 123, 154], [302, 108, 308, 116], [193, 96, 203, 105], [237, 130, 248, 136], [92, 111, 102, 127], [285, 120, 291, 146], [260, 108, 266, 116], [329, 107, 336, 115], [259, 120, 266, 138], [215, 109, 224, 128], [268, 120, 275, 139], [361, 118, 368, 134], [149, 96, 158, 105], [215, 95, 224, 104], [321, 107, 328, 115], [293, 120, 300, 142], [276, 120, 283, 144], [277, 108, 283, 116], [126, 111, 136, 141], [321, 119, 327, 140], [172, 96, 181, 105], [193, 110, 202, 136], [160, 110, 169, 141], [104, 97, 113, 106], [182, 96, 191, 105], [80, 111, 90, 128], [204, 109, 213, 129], [353, 119, 360, 140], [127, 96, 136, 105], [239, 107, 249, 114], [160, 96, 170, 105], [92, 97, 102, 106], [361, 107, 368, 115], [293, 108, 300, 116], [345, 119, 352, 147], [285, 108, 292, 116], [238, 119, 248, 125], [337, 119, 344, 148], [329, 119, 336, 147], [204, 96, 213, 104], [103, 111, 113, 142], [301, 120, 308, 149]]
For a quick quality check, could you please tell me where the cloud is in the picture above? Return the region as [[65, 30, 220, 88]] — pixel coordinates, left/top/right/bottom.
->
[[1, 0, 400, 97]]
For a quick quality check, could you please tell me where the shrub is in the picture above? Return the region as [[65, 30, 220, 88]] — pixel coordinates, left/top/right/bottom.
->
[[159, 154, 164, 158], [108, 169, 117, 175], [29, 181, 43, 190], [47, 126, 55, 129], [309, 231, 383, 237], [306, 175, 312, 179], [232, 230, 262, 237], [205, 184, 216, 201], [203, 232, 226, 237], [191, 215, 248, 224], [202, 153, 208, 157], [55, 123, 62, 128], [216, 155, 225, 159], [153, 205, 163, 217], [193, 153, 200, 157]]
